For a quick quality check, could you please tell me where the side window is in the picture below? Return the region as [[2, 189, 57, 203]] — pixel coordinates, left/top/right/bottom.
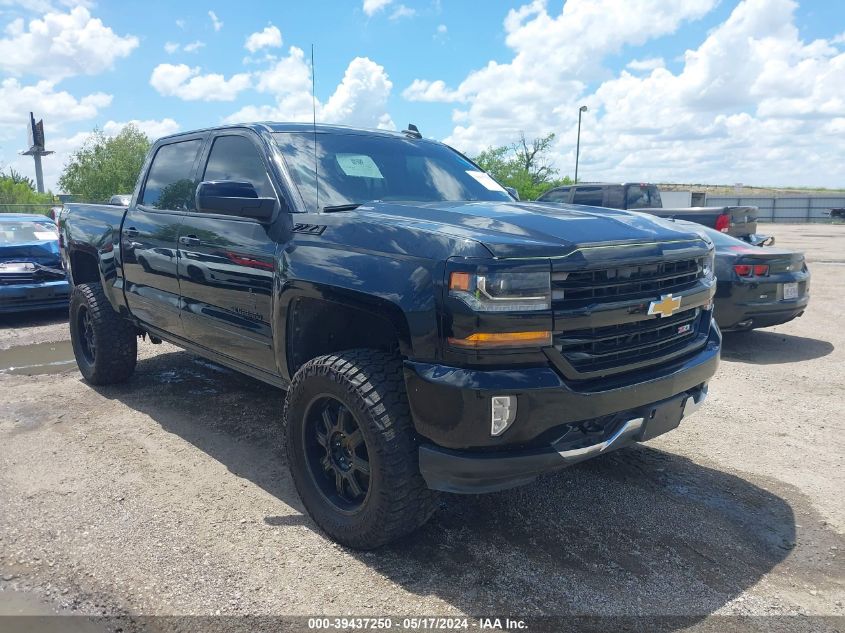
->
[[140, 139, 203, 210], [572, 186, 603, 206], [202, 135, 275, 200], [542, 188, 570, 202]]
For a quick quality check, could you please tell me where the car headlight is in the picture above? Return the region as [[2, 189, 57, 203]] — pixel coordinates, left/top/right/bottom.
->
[[448, 270, 551, 312], [702, 250, 715, 280]]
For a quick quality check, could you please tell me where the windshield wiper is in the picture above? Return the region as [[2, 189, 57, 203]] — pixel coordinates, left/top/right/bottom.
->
[[323, 203, 362, 213]]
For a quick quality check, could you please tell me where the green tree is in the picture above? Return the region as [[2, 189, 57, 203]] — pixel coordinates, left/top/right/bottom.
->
[[58, 125, 151, 202], [472, 132, 572, 201], [0, 167, 36, 191], [0, 169, 54, 213]]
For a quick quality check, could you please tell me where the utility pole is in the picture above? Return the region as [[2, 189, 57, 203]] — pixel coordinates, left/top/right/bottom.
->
[[21, 112, 53, 193], [575, 105, 587, 184]]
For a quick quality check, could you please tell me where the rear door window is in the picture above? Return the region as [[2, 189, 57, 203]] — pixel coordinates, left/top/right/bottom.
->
[[625, 185, 662, 209], [140, 139, 203, 210], [572, 187, 603, 206]]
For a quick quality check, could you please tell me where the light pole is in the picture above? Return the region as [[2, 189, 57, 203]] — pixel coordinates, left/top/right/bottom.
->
[[575, 105, 587, 184]]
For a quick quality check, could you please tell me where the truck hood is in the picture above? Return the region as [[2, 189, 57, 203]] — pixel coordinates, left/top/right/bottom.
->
[[353, 201, 708, 258]]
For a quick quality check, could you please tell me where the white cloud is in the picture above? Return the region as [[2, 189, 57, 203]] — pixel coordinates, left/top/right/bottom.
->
[[149, 63, 251, 101], [164, 40, 206, 54], [323, 57, 395, 129], [0, 78, 111, 139], [436, 23, 447, 34], [102, 118, 180, 140], [245, 25, 282, 53], [389, 5, 416, 20], [626, 57, 665, 72], [362, 0, 391, 16], [0, 7, 139, 80], [402, 78, 463, 102], [403, 0, 845, 186], [208, 10, 222, 32], [175, 18, 185, 29], [226, 50, 394, 130]]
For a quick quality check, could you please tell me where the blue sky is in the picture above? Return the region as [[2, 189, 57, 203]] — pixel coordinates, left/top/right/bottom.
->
[[1, 0, 844, 191]]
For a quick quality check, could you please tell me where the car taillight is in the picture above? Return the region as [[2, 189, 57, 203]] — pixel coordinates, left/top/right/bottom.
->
[[734, 264, 769, 277], [716, 214, 730, 233]]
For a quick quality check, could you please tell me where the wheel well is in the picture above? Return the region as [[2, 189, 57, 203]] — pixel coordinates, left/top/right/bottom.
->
[[287, 297, 403, 375], [70, 251, 100, 285]]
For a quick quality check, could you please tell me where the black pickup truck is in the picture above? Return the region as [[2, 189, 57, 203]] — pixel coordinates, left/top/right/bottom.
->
[[537, 182, 763, 242], [60, 123, 721, 548]]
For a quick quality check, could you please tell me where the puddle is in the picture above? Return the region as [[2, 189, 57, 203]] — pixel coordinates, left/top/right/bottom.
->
[[0, 341, 76, 376], [0, 590, 112, 632]]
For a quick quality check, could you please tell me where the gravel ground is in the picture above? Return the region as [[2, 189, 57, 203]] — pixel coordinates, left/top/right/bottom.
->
[[0, 223, 843, 631]]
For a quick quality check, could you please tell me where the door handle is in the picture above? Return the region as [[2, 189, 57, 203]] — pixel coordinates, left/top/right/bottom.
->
[[179, 235, 201, 246], [124, 227, 139, 238]]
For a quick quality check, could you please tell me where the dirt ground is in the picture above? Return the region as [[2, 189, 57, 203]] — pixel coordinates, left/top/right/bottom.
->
[[0, 224, 843, 631]]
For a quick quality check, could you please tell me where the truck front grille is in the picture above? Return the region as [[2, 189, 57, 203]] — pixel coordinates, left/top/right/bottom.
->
[[0, 272, 37, 285], [552, 257, 702, 310], [554, 308, 702, 375]]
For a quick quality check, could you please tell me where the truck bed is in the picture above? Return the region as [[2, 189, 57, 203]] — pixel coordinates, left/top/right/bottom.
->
[[637, 206, 758, 239]]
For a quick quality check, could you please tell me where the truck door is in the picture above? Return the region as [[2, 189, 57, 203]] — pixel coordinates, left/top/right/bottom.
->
[[122, 137, 204, 335], [176, 132, 278, 373]]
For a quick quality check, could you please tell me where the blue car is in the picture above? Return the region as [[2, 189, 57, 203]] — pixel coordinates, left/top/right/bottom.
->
[[0, 213, 70, 314]]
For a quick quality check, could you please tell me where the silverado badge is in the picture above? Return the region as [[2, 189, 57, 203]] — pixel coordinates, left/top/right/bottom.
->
[[648, 293, 682, 318]]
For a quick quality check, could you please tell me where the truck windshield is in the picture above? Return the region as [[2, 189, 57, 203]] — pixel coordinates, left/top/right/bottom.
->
[[274, 132, 512, 212], [625, 185, 662, 209]]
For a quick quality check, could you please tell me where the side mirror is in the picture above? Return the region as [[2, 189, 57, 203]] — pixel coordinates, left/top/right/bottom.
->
[[195, 180, 275, 221], [504, 186, 520, 201]]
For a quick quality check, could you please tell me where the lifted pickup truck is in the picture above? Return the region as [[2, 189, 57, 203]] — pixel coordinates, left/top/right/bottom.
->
[[60, 123, 720, 548], [537, 182, 762, 242]]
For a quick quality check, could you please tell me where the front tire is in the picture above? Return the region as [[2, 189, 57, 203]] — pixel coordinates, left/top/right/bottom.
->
[[284, 349, 437, 549], [69, 282, 137, 385]]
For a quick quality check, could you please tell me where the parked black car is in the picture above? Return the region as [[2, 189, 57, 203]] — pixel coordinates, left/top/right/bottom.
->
[[670, 220, 809, 332], [537, 182, 762, 242], [59, 123, 721, 548], [0, 213, 70, 313]]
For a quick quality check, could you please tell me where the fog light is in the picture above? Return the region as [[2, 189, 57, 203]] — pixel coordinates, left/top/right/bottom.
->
[[491, 396, 517, 436]]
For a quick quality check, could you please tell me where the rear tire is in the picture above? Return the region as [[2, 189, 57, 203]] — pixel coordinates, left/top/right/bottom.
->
[[69, 282, 137, 385], [283, 349, 437, 549]]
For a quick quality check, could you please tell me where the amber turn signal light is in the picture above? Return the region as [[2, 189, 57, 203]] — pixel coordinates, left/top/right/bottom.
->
[[448, 331, 552, 349], [449, 271, 471, 292]]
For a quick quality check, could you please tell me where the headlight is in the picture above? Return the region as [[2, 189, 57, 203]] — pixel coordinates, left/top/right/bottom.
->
[[702, 250, 715, 280], [448, 270, 551, 311]]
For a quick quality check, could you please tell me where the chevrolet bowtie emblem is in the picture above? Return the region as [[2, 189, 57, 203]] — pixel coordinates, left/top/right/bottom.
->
[[648, 293, 682, 318]]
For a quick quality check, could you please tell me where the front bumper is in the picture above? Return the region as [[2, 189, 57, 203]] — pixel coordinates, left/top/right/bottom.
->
[[406, 320, 721, 492], [0, 279, 70, 314], [419, 386, 708, 493]]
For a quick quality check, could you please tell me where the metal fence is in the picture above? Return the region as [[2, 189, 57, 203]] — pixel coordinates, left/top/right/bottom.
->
[[705, 195, 845, 223], [0, 203, 55, 216]]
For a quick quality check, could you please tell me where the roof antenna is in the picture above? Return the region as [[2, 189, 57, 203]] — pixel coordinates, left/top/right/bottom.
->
[[402, 123, 422, 139], [311, 44, 319, 210]]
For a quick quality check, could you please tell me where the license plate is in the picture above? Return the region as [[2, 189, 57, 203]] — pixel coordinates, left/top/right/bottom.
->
[[783, 282, 799, 300]]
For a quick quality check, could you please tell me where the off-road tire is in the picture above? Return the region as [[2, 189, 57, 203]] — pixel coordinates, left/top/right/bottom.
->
[[69, 282, 137, 385], [284, 349, 438, 549]]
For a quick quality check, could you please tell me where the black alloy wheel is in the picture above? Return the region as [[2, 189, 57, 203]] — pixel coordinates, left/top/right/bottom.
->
[[303, 396, 371, 512]]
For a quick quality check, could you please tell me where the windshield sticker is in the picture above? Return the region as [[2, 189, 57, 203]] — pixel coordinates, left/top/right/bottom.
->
[[336, 154, 384, 179], [466, 170, 506, 193], [34, 231, 58, 241]]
